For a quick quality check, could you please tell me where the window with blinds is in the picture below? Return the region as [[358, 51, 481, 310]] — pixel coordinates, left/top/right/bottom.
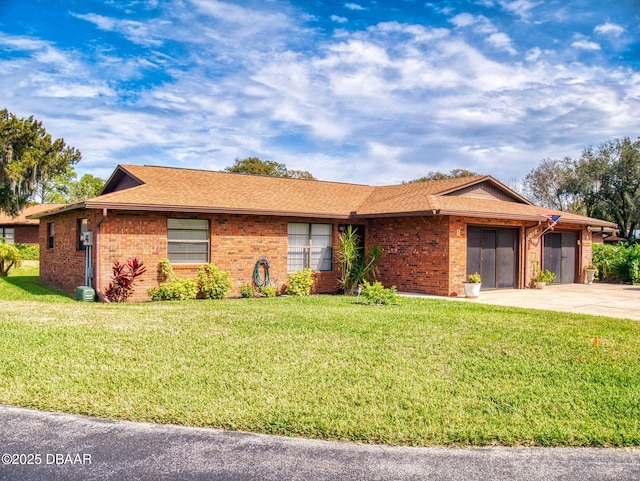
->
[[167, 218, 209, 264], [288, 223, 332, 272]]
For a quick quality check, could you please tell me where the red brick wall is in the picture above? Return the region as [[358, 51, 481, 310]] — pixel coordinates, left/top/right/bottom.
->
[[39, 208, 594, 301], [0, 225, 39, 245], [367, 216, 451, 296], [40, 209, 345, 301], [39, 210, 104, 293]]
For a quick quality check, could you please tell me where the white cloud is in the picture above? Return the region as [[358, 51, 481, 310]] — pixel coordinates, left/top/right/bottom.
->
[[486, 32, 517, 55], [1, 1, 639, 187], [331, 15, 348, 23], [571, 38, 601, 51], [594, 22, 624, 36], [499, 0, 542, 20], [345, 3, 365, 11], [72, 12, 165, 47]]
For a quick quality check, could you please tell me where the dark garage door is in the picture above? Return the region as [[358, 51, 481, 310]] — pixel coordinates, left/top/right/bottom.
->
[[543, 232, 576, 283], [467, 227, 518, 289]]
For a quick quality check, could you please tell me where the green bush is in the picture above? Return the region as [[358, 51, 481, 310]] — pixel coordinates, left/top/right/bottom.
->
[[148, 277, 198, 301], [287, 268, 314, 296], [239, 282, 255, 298], [16, 244, 39, 260], [197, 263, 233, 299], [261, 285, 277, 298], [0, 241, 22, 276], [593, 243, 640, 284], [358, 281, 399, 305]]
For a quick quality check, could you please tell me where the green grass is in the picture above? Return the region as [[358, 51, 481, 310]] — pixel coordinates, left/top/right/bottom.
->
[[0, 266, 639, 446], [0, 261, 73, 302]]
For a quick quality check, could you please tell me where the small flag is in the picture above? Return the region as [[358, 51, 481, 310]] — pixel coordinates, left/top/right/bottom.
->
[[545, 214, 561, 230]]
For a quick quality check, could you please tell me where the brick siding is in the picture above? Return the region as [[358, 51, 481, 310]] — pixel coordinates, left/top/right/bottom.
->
[[39, 210, 346, 301], [39, 209, 593, 301]]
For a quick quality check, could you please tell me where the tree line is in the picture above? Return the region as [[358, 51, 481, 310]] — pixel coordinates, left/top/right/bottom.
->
[[523, 137, 640, 241]]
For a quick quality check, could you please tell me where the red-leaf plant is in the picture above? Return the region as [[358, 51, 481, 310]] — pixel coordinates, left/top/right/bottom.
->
[[105, 258, 147, 302]]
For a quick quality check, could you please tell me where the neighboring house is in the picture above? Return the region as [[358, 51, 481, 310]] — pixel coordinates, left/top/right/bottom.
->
[[31, 164, 616, 301], [0, 204, 60, 245]]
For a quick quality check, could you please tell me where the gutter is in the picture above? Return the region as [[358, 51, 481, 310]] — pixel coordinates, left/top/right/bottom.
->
[[94, 208, 109, 302]]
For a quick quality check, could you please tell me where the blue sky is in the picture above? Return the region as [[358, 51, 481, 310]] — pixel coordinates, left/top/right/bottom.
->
[[1, 0, 639, 186]]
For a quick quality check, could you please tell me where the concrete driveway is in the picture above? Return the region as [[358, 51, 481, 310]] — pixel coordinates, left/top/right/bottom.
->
[[406, 282, 640, 321]]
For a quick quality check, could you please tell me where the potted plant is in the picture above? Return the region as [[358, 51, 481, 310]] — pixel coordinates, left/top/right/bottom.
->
[[533, 268, 556, 289], [464, 272, 482, 298], [584, 264, 597, 285]]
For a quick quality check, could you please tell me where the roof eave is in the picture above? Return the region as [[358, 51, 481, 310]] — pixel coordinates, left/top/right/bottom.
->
[[82, 201, 353, 219], [352, 208, 617, 227], [27, 202, 87, 219]]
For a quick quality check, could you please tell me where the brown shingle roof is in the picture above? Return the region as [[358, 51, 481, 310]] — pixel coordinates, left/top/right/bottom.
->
[[31, 164, 616, 228], [0, 204, 62, 225]]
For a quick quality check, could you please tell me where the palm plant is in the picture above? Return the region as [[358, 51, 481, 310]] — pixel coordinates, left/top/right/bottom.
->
[[336, 226, 381, 294]]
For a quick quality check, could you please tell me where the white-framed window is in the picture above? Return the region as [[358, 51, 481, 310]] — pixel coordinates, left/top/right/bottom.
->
[[288, 223, 332, 272], [167, 218, 209, 264], [0, 227, 14, 244]]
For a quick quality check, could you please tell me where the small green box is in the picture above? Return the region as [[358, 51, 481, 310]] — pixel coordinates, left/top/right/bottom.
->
[[75, 286, 95, 302]]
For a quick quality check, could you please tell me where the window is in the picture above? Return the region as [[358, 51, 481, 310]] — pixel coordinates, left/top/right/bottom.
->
[[47, 223, 55, 249], [288, 223, 332, 272], [0, 227, 14, 244], [77, 218, 88, 251], [167, 218, 209, 264]]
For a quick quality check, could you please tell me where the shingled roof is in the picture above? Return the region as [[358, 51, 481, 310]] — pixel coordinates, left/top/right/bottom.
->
[[30, 164, 616, 228], [0, 203, 62, 225]]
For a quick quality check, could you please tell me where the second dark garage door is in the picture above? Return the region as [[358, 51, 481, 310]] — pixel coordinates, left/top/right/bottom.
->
[[467, 227, 518, 289]]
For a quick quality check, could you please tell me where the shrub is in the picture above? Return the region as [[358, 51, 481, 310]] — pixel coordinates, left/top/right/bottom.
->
[[239, 282, 255, 298], [358, 281, 399, 305], [262, 285, 277, 298], [287, 268, 314, 296], [0, 241, 22, 276], [105, 258, 147, 302], [16, 244, 39, 260], [593, 243, 640, 284], [197, 263, 233, 299], [148, 277, 198, 301], [336, 225, 381, 294], [148, 259, 198, 301]]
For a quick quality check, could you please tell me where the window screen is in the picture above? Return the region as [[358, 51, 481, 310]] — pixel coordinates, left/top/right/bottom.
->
[[287, 223, 332, 272], [0, 228, 14, 244], [167, 218, 209, 263]]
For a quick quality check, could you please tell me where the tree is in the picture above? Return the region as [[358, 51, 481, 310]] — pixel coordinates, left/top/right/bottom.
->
[[0, 109, 81, 215], [522, 157, 582, 212], [405, 169, 478, 183], [571, 137, 640, 241], [225, 157, 316, 180], [41, 172, 105, 203], [525, 136, 640, 241]]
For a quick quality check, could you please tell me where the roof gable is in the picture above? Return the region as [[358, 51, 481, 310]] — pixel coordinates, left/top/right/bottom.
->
[[101, 165, 144, 194], [443, 178, 531, 204]]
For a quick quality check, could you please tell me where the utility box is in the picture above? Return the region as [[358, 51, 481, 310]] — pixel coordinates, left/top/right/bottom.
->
[[75, 286, 95, 302]]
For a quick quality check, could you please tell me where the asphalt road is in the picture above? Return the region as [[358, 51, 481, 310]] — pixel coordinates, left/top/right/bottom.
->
[[1, 405, 638, 481]]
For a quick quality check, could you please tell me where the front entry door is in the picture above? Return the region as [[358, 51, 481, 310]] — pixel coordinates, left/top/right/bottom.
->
[[543, 232, 576, 283], [467, 227, 518, 289]]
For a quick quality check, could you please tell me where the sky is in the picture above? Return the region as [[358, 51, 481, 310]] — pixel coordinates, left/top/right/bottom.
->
[[1, 0, 639, 186]]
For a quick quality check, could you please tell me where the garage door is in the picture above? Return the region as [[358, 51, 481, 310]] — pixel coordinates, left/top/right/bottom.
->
[[543, 232, 576, 283], [467, 227, 518, 289]]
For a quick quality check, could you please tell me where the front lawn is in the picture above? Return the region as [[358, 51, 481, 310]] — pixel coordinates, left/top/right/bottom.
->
[[0, 269, 638, 446]]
